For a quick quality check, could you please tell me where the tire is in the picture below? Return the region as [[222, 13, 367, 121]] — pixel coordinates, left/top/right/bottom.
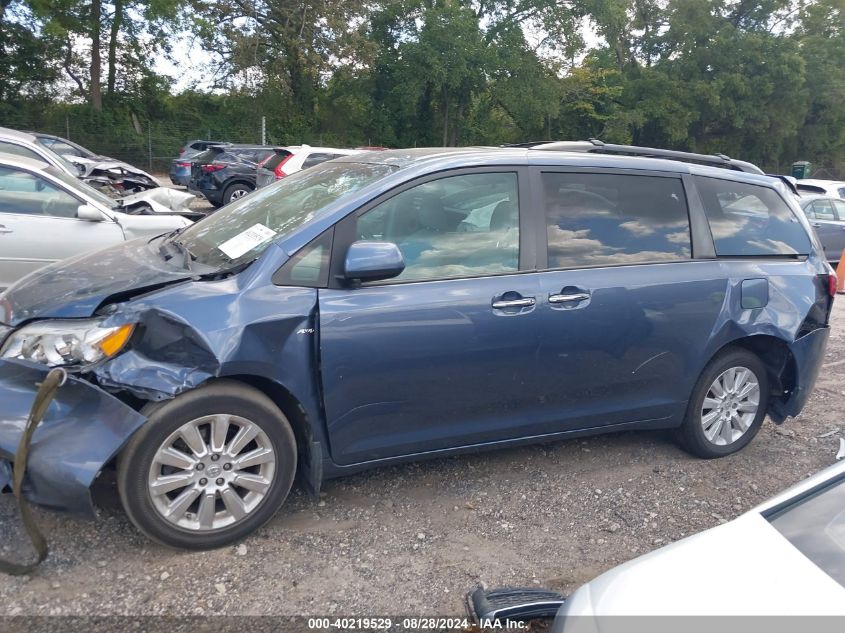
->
[[117, 380, 297, 550], [677, 348, 769, 459], [222, 182, 252, 205]]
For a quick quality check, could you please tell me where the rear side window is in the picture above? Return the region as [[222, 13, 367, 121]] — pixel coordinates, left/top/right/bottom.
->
[[695, 176, 810, 256], [252, 149, 276, 164], [811, 199, 836, 221], [48, 140, 83, 157], [262, 152, 291, 171], [217, 151, 242, 162], [194, 149, 218, 162], [302, 153, 342, 170], [542, 172, 691, 269]]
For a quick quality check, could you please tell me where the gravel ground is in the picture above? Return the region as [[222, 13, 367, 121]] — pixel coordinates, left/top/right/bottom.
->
[[1, 297, 843, 618]]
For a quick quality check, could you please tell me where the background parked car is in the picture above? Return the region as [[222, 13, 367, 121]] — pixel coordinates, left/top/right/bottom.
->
[[795, 178, 845, 198], [0, 153, 191, 289], [31, 132, 159, 193], [255, 145, 364, 189], [170, 140, 229, 186], [189, 144, 277, 206], [799, 194, 845, 265], [179, 139, 228, 159], [0, 127, 81, 177]]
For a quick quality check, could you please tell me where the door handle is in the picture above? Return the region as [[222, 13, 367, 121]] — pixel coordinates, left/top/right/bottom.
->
[[0, 225, 11, 234], [492, 297, 535, 309], [812, 223, 822, 228], [549, 292, 590, 303]]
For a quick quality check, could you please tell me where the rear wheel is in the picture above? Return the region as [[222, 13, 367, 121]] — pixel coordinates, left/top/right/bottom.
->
[[678, 348, 769, 458], [117, 381, 297, 549], [223, 182, 252, 205]]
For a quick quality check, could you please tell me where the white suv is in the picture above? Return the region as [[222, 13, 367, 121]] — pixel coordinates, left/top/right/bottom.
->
[[255, 145, 364, 188], [795, 178, 845, 198]]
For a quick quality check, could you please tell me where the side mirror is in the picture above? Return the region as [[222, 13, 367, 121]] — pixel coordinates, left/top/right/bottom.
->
[[344, 241, 405, 283], [77, 204, 104, 221]]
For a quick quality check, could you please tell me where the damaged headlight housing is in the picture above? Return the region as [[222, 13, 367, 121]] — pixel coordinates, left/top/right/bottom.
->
[[0, 319, 135, 367]]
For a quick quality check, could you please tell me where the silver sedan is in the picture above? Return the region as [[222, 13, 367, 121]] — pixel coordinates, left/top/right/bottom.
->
[[0, 154, 192, 289]]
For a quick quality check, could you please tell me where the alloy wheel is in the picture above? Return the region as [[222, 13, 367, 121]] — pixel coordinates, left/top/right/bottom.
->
[[147, 414, 276, 531], [700, 366, 760, 446]]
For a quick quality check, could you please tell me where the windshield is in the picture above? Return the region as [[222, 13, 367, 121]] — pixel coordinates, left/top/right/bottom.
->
[[174, 161, 397, 268], [768, 476, 845, 588], [34, 141, 84, 176], [44, 165, 118, 209]]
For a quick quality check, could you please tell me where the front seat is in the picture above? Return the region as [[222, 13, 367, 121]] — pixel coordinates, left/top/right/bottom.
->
[[412, 193, 459, 236], [489, 200, 518, 231]]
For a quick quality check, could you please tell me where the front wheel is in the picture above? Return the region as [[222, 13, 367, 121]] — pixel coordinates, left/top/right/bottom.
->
[[677, 348, 769, 459], [117, 381, 297, 549]]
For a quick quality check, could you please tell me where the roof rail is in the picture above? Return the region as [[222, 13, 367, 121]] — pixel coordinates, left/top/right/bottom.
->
[[519, 139, 764, 174]]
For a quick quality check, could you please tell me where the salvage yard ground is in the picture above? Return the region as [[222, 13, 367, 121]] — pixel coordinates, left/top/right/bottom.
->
[[1, 299, 843, 616]]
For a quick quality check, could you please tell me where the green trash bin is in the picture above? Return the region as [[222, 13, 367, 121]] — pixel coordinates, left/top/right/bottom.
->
[[792, 161, 812, 179]]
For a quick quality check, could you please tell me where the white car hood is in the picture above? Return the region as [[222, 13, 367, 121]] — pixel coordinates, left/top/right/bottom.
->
[[558, 512, 845, 620], [114, 211, 191, 240], [119, 188, 196, 213], [69, 155, 157, 181]]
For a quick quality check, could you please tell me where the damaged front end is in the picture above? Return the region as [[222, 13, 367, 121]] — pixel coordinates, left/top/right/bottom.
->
[[74, 158, 160, 195], [0, 359, 146, 515], [117, 188, 204, 220]]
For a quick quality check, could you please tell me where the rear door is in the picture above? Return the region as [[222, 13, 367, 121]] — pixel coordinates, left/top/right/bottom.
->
[[532, 169, 726, 432], [318, 168, 545, 465], [0, 166, 123, 288], [829, 200, 845, 264], [805, 199, 845, 262]]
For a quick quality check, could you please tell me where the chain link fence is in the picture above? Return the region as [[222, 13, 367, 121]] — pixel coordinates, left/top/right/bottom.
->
[[37, 115, 271, 174], [1, 106, 299, 175], [6, 107, 844, 180]]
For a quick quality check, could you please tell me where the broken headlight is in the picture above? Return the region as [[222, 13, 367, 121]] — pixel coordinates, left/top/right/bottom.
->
[[0, 319, 135, 367]]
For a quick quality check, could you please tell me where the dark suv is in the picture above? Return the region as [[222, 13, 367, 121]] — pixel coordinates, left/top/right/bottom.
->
[[189, 144, 277, 207], [0, 142, 833, 549]]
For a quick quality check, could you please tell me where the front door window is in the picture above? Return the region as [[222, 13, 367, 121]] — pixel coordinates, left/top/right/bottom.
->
[[355, 172, 520, 282]]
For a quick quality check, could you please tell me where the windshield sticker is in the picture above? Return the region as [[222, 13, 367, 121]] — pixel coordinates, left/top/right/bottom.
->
[[218, 223, 277, 259]]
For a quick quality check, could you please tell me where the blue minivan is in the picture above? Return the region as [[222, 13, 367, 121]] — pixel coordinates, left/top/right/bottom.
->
[[0, 143, 834, 548]]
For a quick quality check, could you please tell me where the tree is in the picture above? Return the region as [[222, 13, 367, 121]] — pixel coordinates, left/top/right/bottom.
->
[[0, 0, 63, 102], [24, 0, 181, 109]]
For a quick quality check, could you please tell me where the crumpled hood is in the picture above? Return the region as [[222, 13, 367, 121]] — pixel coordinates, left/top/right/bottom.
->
[[0, 238, 192, 326], [69, 155, 157, 182], [119, 187, 196, 213]]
